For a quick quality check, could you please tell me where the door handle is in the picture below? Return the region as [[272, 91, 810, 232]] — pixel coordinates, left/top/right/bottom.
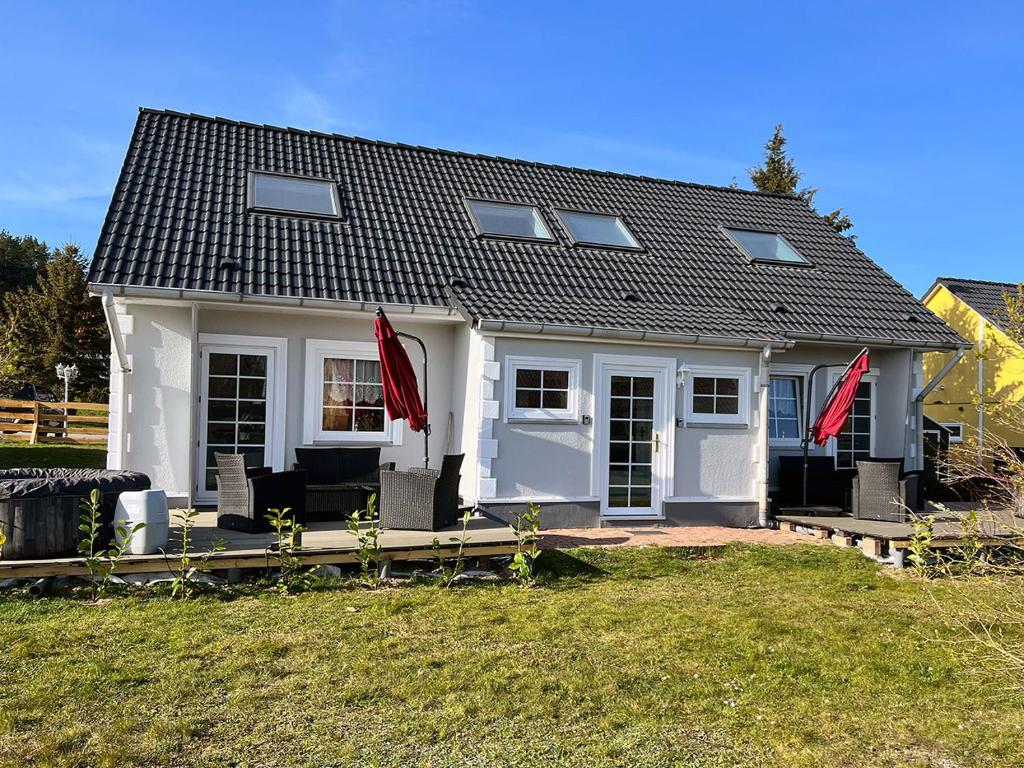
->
[[654, 432, 660, 453]]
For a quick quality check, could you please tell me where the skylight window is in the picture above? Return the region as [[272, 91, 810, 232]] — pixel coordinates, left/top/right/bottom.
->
[[466, 200, 553, 240], [557, 210, 640, 249], [249, 172, 339, 216], [725, 228, 808, 264]]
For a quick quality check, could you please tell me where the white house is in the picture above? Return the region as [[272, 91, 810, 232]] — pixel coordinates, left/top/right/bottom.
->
[[87, 109, 967, 528]]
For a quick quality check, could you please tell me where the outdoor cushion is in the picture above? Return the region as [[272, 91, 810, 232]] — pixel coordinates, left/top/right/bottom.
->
[[294, 447, 382, 484]]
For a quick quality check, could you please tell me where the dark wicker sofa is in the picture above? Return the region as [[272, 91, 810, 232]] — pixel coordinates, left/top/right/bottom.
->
[[293, 447, 394, 522]]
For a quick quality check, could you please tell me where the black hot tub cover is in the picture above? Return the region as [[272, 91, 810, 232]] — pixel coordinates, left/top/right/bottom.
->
[[0, 469, 152, 500]]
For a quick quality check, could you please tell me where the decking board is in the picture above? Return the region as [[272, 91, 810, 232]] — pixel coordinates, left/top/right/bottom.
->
[[0, 511, 520, 579]]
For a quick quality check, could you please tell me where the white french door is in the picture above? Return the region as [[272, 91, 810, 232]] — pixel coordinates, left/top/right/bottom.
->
[[593, 356, 674, 517], [195, 336, 286, 504]]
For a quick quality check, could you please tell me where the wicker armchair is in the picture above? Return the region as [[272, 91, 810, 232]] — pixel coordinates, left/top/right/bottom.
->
[[215, 453, 307, 533], [851, 459, 919, 522], [379, 454, 464, 531]]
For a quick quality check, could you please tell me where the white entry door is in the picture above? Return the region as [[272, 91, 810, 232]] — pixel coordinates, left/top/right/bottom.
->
[[594, 356, 674, 517], [196, 337, 286, 504]]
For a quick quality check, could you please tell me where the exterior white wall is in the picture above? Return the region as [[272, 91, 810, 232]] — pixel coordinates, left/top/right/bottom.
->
[[486, 336, 763, 512], [197, 308, 458, 481], [107, 300, 194, 500], [108, 298, 922, 523]]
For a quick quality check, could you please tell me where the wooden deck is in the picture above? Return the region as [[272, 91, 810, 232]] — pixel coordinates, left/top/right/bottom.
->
[[776, 503, 1022, 562], [0, 510, 520, 579]]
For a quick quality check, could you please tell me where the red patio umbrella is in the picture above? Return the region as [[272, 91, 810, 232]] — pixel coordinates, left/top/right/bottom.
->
[[374, 308, 430, 467], [799, 348, 870, 506], [810, 349, 870, 446]]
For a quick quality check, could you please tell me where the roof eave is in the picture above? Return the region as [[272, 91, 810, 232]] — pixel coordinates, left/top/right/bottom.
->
[[784, 330, 971, 351], [474, 318, 792, 350], [88, 283, 460, 318]]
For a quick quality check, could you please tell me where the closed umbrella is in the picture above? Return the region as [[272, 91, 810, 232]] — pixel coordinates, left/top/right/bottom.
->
[[374, 308, 430, 467], [811, 349, 870, 446], [800, 348, 870, 505]]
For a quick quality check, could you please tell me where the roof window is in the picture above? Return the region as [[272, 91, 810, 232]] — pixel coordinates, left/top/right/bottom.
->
[[725, 228, 808, 264], [466, 200, 553, 241], [557, 210, 640, 249], [249, 172, 339, 217]]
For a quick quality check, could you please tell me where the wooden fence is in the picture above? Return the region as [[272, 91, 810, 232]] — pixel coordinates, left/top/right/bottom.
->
[[0, 398, 109, 445]]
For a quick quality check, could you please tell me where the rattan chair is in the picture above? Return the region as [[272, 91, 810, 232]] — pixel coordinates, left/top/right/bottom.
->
[[378, 454, 464, 531], [851, 459, 919, 522], [215, 453, 307, 533]]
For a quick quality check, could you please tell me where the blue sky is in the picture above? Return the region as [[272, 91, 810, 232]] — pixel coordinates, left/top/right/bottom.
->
[[1, 1, 1021, 296]]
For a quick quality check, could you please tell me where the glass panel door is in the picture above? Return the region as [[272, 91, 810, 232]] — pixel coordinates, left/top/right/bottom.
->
[[606, 374, 657, 514], [197, 345, 274, 501]]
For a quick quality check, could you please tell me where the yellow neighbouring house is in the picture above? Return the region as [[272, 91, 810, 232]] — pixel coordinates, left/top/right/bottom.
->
[[921, 277, 1024, 461]]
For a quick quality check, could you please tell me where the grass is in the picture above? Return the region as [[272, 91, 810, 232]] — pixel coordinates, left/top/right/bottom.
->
[[1, 545, 1023, 767], [0, 441, 106, 469]]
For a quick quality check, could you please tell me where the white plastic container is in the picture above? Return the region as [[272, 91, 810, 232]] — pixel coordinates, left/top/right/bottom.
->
[[113, 490, 169, 554]]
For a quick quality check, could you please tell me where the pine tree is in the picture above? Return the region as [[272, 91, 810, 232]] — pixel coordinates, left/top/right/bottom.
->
[[0, 244, 109, 401], [0, 230, 49, 293], [748, 124, 855, 239]]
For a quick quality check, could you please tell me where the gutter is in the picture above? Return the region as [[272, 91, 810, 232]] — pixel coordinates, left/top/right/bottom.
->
[[89, 283, 459, 318], [474, 318, 794, 350], [784, 330, 971, 352]]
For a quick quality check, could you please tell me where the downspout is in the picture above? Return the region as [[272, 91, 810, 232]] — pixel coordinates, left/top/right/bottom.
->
[[977, 319, 985, 462], [758, 345, 772, 527], [188, 303, 199, 511], [913, 346, 967, 471], [101, 291, 130, 470]]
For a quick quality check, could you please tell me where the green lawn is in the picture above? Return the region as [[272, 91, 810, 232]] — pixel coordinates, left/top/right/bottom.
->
[[0, 545, 1021, 767], [0, 441, 106, 469]]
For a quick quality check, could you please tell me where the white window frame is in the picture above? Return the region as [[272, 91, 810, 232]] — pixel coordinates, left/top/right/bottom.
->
[[684, 365, 752, 426], [303, 339, 402, 445], [504, 356, 581, 423], [826, 369, 877, 468], [767, 363, 811, 447], [941, 422, 964, 443]]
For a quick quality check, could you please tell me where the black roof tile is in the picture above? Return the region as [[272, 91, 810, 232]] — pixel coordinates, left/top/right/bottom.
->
[[88, 108, 965, 348], [931, 277, 1023, 335]]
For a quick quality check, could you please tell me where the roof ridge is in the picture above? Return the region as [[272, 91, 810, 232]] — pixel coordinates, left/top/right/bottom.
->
[[938, 276, 1021, 288], [137, 106, 802, 201]]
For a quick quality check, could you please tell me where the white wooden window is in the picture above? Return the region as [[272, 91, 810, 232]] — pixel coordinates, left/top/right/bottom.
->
[[303, 340, 400, 444], [504, 356, 581, 422], [684, 365, 751, 426], [941, 422, 964, 443], [768, 375, 803, 445], [833, 379, 875, 469]]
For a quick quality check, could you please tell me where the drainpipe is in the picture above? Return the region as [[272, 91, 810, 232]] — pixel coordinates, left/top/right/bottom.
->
[[758, 344, 772, 527], [101, 291, 131, 470], [913, 346, 967, 471], [188, 303, 199, 512], [977, 319, 985, 461]]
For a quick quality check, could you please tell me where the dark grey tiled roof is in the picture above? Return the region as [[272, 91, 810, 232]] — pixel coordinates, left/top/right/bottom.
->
[[89, 108, 965, 348], [932, 277, 1023, 335]]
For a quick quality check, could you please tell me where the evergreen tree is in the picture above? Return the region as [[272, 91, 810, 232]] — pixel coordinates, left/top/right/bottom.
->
[[748, 124, 855, 239], [0, 244, 109, 401], [0, 230, 49, 293]]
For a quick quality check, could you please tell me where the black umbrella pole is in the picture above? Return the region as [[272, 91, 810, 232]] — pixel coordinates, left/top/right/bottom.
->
[[396, 330, 430, 469]]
